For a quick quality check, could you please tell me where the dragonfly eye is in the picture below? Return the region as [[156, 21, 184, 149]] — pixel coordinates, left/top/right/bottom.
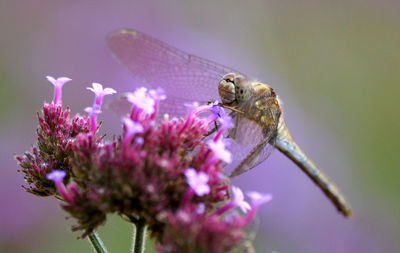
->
[[233, 75, 251, 102], [218, 77, 236, 104]]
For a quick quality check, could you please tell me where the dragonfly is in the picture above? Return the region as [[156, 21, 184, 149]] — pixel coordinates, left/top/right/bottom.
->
[[106, 28, 352, 217]]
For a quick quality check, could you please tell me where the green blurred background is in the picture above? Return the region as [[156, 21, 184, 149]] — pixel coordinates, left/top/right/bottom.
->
[[1, 0, 399, 252]]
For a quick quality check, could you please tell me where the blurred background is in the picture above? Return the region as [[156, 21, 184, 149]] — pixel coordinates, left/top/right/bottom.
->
[[1, 0, 399, 252]]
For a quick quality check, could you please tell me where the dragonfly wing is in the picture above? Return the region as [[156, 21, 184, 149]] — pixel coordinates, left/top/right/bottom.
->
[[105, 93, 196, 119], [106, 29, 274, 175], [224, 116, 275, 177], [106, 29, 242, 103], [229, 135, 275, 177]]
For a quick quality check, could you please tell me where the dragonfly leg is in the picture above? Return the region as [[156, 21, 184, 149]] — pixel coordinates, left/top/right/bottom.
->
[[203, 122, 219, 138], [228, 113, 240, 140]]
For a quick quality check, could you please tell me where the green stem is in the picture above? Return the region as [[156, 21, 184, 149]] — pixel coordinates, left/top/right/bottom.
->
[[127, 214, 140, 224], [88, 232, 108, 253], [130, 217, 147, 253]]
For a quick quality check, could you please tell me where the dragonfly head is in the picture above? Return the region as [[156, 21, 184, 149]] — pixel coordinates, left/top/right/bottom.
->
[[219, 73, 251, 105]]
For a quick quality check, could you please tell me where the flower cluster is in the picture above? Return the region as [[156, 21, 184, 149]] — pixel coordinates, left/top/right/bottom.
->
[[16, 77, 91, 196], [16, 76, 272, 252], [157, 187, 272, 253]]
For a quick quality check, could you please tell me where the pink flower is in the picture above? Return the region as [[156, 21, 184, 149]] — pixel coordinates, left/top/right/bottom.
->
[[185, 168, 210, 197], [184, 101, 200, 112], [212, 114, 234, 141], [203, 101, 223, 124], [207, 138, 232, 164], [127, 87, 156, 115], [122, 117, 144, 145], [247, 191, 272, 206], [46, 76, 72, 105], [210, 101, 224, 116], [87, 83, 116, 107], [148, 87, 166, 101], [231, 186, 251, 213], [242, 191, 272, 225], [214, 186, 250, 215], [84, 105, 102, 135], [47, 170, 66, 182], [217, 114, 234, 130], [46, 170, 73, 202]]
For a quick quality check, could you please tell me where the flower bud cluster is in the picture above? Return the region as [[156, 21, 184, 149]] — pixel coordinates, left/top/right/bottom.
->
[[16, 89, 91, 196]]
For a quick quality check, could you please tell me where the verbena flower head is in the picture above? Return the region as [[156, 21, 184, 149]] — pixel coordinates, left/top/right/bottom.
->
[[17, 77, 272, 252], [16, 78, 91, 196]]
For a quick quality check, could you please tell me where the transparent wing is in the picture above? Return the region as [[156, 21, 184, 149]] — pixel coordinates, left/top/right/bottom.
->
[[106, 28, 274, 175], [224, 117, 275, 177], [105, 93, 194, 119], [106, 29, 242, 103], [228, 138, 275, 177]]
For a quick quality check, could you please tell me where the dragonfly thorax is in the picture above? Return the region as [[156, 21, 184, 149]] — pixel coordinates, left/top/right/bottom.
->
[[218, 73, 252, 105]]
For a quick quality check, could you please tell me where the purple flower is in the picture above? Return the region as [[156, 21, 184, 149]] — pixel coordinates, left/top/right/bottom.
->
[[127, 87, 156, 115], [213, 186, 250, 216], [135, 137, 144, 145], [84, 105, 102, 135], [87, 83, 116, 107], [231, 186, 251, 213], [46, 76, 72, 105], [247, 191, 272, 206], [211, 114, 234, 141], [46, 170, 72, 202], [184, 101, 200, 112], [207, 138, 232, 164], [218, 114, 234, 130], [196, 203, 205, 214], [84, 105, 102, 115], [122, 117, 144, 145], [242, 191, 272, 226], [185, 168, 210, 197], [46, 170, 66, 182], [210, 101, 225, 117], [149, 87, 166, 101], [184, 101, 215, 117]]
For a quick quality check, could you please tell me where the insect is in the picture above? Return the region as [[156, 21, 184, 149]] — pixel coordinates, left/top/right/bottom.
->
[[106, 28, 352, 217]]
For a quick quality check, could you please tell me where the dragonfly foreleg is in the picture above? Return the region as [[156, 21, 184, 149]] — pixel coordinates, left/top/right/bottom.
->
[[203, 122, 219, 138]]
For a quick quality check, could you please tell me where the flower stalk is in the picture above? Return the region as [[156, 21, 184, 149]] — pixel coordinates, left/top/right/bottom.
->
[[132, 217, 147, 253], [88, 232, 108, 253]]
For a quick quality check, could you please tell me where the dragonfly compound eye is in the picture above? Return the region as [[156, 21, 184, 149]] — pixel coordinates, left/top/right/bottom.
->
[[218, 77, 236, 104], [234, 75, 251, 102]]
